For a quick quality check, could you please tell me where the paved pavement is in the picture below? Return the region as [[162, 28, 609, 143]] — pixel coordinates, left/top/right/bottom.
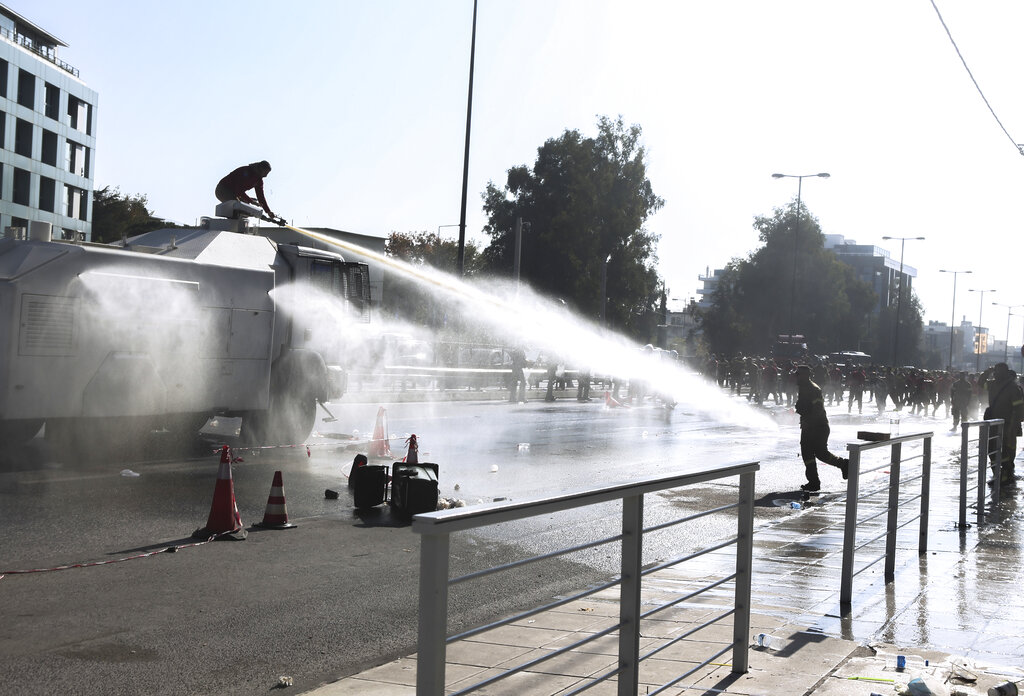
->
[[300, 394, 1024, 696]]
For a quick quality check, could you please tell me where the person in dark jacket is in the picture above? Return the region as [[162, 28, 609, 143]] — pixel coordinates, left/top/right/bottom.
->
[[215, 160, 275, 217], [986, 362, 1024, 485], [795, 365, 849, 492]]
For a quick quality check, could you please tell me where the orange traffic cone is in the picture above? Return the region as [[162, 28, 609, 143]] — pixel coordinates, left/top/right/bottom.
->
[[254, 470, 296, 529], [605, 390, 626, 408], [404, 434, 418, 464], [192, 446, 246, 540], [369, 406, 392, 458]]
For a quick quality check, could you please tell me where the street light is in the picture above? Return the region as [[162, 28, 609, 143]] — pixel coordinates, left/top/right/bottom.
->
[[968, 288, 996, 373], [992, 302, 1024, 363], [939, 269, 971, 370], [882, 236, 925, 367], [771, 172, 830, 335]]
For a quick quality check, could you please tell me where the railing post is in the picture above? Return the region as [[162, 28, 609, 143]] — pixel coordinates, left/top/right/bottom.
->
[[731, 471, 755, 674], [840, 447, 862, 606], [991, 422, 1004, 505], [617, 494, 644, 696], [976, 423, 988, 527], [884, 442, 902, 582], [919, 436, 931, 554], [417, 532, 450, 696], [959, 424, 969, 530]]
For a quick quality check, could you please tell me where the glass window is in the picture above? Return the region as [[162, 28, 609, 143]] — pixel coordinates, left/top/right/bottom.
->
[[39, 176, 56, 213], [13, 168, 30, 206], [66, 185, 87, 220], [0, 59, 7, 98], [14, 118, 32, 157], [67, 96, 88, 132], [41, 129, 58, 166], [66, 140, 87, 176], [17, 69, 34, 109], [44, 83, 59, 120]]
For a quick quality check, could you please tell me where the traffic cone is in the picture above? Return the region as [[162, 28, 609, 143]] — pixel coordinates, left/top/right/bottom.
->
[[369, 406, 392, 458], [605, 391, 627, 408], [404, 434, 418, 464], [253, 471, 297, 529], [192, 446, 246, 540]]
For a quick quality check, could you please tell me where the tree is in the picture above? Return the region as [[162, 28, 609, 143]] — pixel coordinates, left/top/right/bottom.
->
[[873, 283, 925, 366], [700, 202, 878, 356], [480, 116, 664, 340], [91, 186, 178, 244], [383, 230, 480, 329]]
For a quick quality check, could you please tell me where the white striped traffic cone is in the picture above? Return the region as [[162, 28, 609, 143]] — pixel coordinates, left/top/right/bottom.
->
[[253, 470, 296, 530]]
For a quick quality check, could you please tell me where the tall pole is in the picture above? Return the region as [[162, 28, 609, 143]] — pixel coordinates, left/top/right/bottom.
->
[[968, 289, 996, 373], [772, 172, 829, 336], [992, 303, 1023, 364], [939, 269, 971, 370], [456, 0, 478, 276], [600, 253, 611, 327], [790, 176, 802, 336], [883, 236, 925, 367]]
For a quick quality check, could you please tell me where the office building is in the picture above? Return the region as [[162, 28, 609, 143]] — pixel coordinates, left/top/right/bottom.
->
[[1, 4, 97, 241]]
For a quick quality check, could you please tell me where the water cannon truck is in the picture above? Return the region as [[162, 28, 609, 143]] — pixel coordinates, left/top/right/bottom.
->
[[0, 201, 370, 452]]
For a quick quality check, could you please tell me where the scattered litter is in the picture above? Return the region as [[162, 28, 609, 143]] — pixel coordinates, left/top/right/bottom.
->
[[903, 675, 948, 696], [641, 430, 649, 439], [579, 607, 594, 613], [454, 483, 460, 491], [490, 464, 499, 473], [120, 469, 140, 477], [790, 501, 802, 510], [517, 442, 530, 452], [276, 675, 293, 688], [494, 496, 507, 502], [455, 499, 465, 507], [949, 657, 977, 683]]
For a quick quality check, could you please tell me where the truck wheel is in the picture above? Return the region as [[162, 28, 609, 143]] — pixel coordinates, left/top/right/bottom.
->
[[241, 389, 315, 446], [0, 419, 44, 447]]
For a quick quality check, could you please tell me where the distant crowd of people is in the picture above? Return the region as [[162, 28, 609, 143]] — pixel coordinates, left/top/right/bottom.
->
[[699, 354, 1024, 486]]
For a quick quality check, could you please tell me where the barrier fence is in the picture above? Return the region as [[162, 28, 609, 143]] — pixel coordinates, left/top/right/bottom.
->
[[412, 461, 759, 696], [839, 432, 933, 606], [958, 419, 1005, 529]]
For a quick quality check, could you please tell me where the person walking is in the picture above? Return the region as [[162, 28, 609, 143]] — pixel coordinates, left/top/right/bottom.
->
[[794, 365, 849, 493], [950, 371, 972, 430]]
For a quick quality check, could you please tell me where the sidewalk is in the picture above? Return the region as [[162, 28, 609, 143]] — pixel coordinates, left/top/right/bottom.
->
[[304, 428, 1024, 696]]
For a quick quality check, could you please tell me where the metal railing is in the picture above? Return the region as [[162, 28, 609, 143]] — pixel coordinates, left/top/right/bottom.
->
[[0, 26, 79, 77], [412, 461, 759, 696], [839, 432, 932, 606], [958, 419, 1004, 529]]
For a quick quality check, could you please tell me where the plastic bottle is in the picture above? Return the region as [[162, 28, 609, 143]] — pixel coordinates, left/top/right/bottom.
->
[[752, 633, 779, 648], [790, 501, 802, 510]]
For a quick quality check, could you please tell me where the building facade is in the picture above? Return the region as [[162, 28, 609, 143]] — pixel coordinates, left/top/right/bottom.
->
[[0, 4, 97, 241]]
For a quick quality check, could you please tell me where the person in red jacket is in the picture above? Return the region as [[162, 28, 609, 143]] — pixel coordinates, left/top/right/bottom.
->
[[215, 160, 275, 217]]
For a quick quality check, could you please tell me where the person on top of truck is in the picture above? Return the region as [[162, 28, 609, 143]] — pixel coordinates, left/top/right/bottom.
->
[[215, 160, 275, 217]]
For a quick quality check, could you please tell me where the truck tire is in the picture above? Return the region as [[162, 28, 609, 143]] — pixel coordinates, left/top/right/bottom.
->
[[241, 387, 316, 447], [0, 419, 44, 448]]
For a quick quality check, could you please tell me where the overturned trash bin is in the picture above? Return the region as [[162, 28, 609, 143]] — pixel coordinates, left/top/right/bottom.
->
[[390, 462, 439, 519]]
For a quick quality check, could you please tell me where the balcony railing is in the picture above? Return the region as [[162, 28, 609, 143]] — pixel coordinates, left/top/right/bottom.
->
[[0, 26, 79, 78]]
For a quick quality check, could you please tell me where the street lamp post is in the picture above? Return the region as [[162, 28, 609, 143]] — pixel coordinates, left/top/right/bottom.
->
[[600, 253, 612, 328], [771, 172, 830, 335], [968, 289, 996, 373], [939, 269, 971, 370], [882, 236, 925, 367], [992, 302, 1024, 363]]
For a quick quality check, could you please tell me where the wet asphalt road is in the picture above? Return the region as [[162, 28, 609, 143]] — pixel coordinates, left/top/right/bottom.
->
[[0, 391, 964, 695]]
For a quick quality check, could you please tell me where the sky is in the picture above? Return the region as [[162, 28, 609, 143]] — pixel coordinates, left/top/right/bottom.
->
[[18, 1, 1024, 344]]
